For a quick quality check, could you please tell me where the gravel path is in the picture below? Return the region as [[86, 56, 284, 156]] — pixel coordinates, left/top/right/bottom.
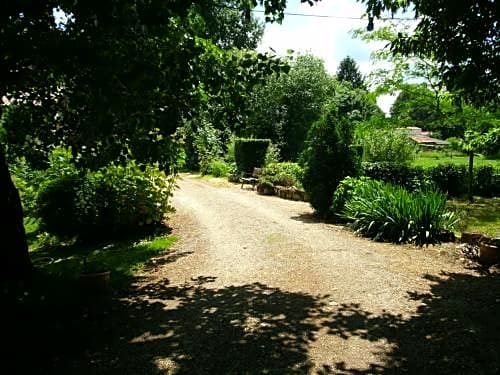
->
[[119, 174, 500, 374]]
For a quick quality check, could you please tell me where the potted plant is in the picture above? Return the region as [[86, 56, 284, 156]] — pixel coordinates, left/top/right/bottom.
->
[[79, 256, 111, 293]]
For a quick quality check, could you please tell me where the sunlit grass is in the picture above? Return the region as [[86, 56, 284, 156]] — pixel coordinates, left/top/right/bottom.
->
[[448, 197, 500, 237], [30, 234, 178, 288], [413, 150, 500, 168]]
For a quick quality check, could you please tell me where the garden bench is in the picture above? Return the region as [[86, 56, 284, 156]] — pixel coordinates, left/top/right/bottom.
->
[[240, 167, 261, 190]]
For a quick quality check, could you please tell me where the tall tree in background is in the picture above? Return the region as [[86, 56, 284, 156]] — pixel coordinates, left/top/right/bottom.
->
[[336, 56, 365, 90], [246, 54, 334, 161]]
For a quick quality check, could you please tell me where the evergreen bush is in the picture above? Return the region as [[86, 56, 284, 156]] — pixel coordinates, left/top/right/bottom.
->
[[301, 107, 360, 215]]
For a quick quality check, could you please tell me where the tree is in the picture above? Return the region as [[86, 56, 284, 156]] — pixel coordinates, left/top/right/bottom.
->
[[358, 0, 499, 106], [301, 83, 380, 215], [195, 0, 264, 49], [336, 56, 365, 89], [301, 106, 360, 216], [246, 54, 334, 161], [0, 0, 304, 280]]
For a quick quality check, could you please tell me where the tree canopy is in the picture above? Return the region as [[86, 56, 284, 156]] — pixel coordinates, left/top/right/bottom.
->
[[359, 0, 499, 106]]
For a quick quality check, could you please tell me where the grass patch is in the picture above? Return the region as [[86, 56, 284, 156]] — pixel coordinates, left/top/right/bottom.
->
[[30, 234, 178, 288], [448, 197, 500, 237], [413, 150, 500, 168]]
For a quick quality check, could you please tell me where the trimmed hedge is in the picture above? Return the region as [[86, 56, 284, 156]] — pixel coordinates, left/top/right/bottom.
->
[[234, 138, 270, 173], [362, 162, 500, 197]]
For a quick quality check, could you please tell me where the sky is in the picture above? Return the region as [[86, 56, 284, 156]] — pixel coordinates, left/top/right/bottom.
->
[[254, 0, 416, 114]]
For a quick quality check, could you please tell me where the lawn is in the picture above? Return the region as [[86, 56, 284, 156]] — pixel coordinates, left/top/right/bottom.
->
[[25, 217, 178, 288], [448, 197, 500, 238], [413, 150, 500, 168]]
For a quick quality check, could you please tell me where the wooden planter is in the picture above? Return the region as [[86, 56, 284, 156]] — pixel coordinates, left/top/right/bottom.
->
[[79, 270, 111, 293], [479, 243, 500, 265]]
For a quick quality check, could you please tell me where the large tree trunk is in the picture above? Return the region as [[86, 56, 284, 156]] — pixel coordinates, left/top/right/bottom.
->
[[0, 145, 32, 281]]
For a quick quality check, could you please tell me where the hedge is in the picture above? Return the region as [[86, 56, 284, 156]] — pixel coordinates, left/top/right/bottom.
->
[[362, 162, 500, 198], [234, 138, 270, 173]]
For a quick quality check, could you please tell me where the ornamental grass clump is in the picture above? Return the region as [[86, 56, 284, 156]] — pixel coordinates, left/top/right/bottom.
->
[[342, 179, 457, 245]]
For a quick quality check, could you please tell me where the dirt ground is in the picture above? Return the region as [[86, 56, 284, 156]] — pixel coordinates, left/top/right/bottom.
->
[[23, 174, 498, 374], [115, 174, 498, 374]]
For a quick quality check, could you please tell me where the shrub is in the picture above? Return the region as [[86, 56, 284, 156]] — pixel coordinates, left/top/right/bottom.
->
[[474, 165, 499, 197], [260, 162, 303, 188], [10, 157, 46, 217], [301, 107, 360, 215], [362, 128, 417, 164], [208, 159, 231, 177], [330, 176, 372, 220], [234, 138, 270, 173], [342, 180, 458, 245], [362, 162, 427, 191], [427, 164, 467, 196], [37, 173, 83, 239], [37, 159, 175, 241]]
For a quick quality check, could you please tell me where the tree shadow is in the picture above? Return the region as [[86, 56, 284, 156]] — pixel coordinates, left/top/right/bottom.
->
[[290, 212, 324, 224], [64, 279, 334, 374], [320, 271, 500, 374], [4, 269, 500, 374]]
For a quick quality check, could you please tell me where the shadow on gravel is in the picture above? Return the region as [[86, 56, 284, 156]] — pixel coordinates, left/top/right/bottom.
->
[[5, 271, 500, 374], [290, 212, 324, 224], [319, 272, 500, 375]]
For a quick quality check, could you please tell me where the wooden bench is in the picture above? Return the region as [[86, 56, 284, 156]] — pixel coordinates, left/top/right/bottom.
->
[[240, 167, 261, 190]]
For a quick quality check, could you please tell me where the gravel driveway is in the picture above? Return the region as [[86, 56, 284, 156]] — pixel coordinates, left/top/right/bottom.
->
[[116, 174, 500, 374]]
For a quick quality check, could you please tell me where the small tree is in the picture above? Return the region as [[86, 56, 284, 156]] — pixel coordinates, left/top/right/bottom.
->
[[301, 104, 360, 215], [336, 56, 365, 90]]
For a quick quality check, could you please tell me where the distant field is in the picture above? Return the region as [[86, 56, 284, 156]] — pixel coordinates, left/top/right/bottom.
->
[[413, 150, 500, 168]]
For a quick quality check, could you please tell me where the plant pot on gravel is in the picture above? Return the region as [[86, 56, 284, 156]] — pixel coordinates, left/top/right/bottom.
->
[[479, 242, 500, 265], [79, 258, 111, 293]]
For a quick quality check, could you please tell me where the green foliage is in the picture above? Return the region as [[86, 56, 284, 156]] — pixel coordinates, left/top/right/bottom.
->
[[362, 128, 417, 164], [10, 158, 46, 218], [206, 159, 231, 177], [390, 84, 447, 128], [195, 1, 264, 50], [336, 56, 365, 89], [37, 155, 175, 241], [362, 162, 428, 191], [234, 138, 270, 173], [37, 174, 83, 240], [342, 179, 458, 245], [473, 166, 500, 198], [362, 162, 428, 192], [260, 162, 303, 188], [427, 164, 467, 197], [363, 162, 500, 198], [246, 54, 334, 161], [301, 104, 360, 215], [330, 176, 372, 220]]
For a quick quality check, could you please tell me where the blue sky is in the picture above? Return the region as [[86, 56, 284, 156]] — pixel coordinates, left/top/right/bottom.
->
[[255, 0, 416, 113]]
